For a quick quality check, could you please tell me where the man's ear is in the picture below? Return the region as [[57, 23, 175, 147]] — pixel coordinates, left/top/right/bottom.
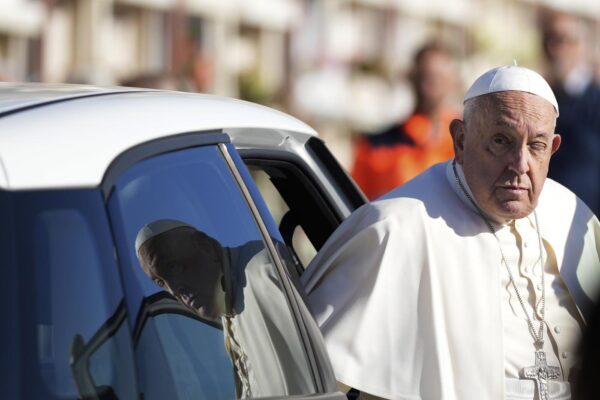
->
[[551, 134, 561, 155], [450, 119, 466, 163]]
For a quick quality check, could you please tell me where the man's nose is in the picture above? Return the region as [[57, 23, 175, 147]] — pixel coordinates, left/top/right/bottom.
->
[[508, 146, 530, 175]]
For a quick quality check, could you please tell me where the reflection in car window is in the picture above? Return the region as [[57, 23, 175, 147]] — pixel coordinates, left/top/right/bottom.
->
[[0, 189, 137, 399], [136, 313, 236, 399], [108, 145, 316, 398]]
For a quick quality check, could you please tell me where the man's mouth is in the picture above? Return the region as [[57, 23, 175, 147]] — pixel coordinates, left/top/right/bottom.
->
[[497, 185, 528, 197]]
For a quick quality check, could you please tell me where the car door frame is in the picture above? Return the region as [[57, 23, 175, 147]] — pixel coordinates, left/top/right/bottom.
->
[[100, 129, 345, 400]]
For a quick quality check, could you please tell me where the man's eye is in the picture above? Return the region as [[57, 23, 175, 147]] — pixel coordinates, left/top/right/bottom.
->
[[529, 142, 547, 151], [493, 135, 509, 145]]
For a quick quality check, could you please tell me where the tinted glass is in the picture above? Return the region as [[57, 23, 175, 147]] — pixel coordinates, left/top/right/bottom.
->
[[108, 145, 316, 399], [136, 313, 235, 399], [0, 189, 137, 399]]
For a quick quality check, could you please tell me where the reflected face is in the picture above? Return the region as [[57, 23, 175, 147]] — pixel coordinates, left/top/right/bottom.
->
[[138, 228, 227, 320], [451, 92, 561, 221]]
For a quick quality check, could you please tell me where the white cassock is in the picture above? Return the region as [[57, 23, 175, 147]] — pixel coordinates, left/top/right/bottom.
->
[[301, 160, 600, 400]]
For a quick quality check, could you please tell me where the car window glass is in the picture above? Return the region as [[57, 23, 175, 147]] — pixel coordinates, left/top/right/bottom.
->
[[108, 145, 317, 399], [136, 313, 235, 399], [2, 190, 137, 399]]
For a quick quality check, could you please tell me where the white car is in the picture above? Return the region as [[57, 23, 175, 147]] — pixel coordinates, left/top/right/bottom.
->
[[0, 83, 365, 400]]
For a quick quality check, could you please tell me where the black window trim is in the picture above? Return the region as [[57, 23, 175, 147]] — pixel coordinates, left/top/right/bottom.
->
[[304, 137, 367, 211]]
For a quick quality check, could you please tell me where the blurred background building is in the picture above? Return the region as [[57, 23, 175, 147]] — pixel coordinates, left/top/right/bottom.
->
[[1, 0, 599, 169]]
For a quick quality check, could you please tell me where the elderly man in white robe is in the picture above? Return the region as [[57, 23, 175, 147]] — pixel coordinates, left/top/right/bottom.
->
[[301, 65, 600, 400]]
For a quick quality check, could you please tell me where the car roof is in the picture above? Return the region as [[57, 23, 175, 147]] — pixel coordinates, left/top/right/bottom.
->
[[0, 83, 317, 191], [0, 82, 138, 115]]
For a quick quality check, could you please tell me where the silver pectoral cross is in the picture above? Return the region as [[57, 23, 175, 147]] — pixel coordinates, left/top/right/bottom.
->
[[520, 350, 561, 400]]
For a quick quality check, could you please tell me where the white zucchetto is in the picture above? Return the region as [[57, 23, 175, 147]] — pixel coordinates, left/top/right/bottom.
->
[[135, 219, 194, 254], [464, 66, 559, 116]]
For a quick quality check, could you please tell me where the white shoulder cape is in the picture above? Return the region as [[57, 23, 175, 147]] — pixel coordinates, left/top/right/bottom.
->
[[301, 161, 600, 400]]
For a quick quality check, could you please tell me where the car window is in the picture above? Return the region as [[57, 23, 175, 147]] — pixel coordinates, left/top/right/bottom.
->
[[242, 156, 341, 271], [107, 144, 317, 399], [0, 189, 137, 399], [229, 144, 347, 396], [249, 168, 317, 267]]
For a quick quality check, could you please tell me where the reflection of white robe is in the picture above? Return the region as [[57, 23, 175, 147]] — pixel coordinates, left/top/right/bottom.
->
[[301, 161, 600, 400], [227, 245, 314, 398]]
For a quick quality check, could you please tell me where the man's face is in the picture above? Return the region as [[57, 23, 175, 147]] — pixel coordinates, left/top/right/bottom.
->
[[412, 50, 455, 108], [542, 14, 582, 80], [451, 92, 561, 221], [139, 229, 227, 320]]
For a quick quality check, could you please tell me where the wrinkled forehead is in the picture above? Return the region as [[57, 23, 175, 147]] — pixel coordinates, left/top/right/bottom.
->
[[465, 91, 557, 127]]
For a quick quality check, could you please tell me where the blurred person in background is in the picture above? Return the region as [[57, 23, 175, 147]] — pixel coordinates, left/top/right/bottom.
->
[[351, 42, 459, 200], [541, 9, 600, 216]]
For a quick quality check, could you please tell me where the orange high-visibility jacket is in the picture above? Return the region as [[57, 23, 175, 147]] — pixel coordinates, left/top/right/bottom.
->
[[352, 110, 457, 200]]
